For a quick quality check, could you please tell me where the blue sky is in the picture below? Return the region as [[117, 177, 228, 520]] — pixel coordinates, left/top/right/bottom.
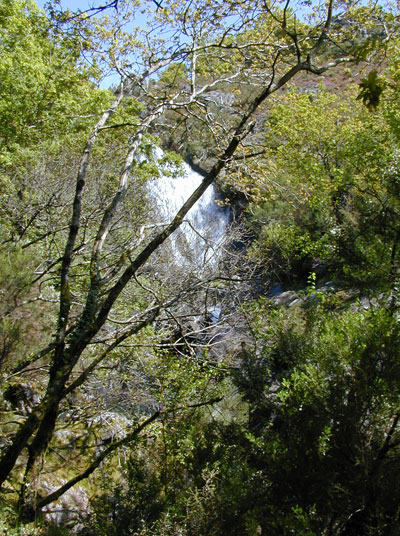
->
[[35, 0, 95, 10]]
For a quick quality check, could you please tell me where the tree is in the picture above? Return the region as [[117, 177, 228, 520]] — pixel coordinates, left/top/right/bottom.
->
[[246, 74, 400, 290], [0, 0, 374, 518], [0, 0, 105, 163], [232, 301, 400, 535]]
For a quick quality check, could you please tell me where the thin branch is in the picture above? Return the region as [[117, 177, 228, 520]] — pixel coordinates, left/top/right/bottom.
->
[[50, 1, 119, 23]]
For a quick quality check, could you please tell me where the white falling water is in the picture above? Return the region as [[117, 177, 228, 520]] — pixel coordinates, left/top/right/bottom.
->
[[146, 151, 230, 271]]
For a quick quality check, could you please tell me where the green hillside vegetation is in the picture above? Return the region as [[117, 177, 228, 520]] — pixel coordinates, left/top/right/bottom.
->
[[0, 0, 399, 534]]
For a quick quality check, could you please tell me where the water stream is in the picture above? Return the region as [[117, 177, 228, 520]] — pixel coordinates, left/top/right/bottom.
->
[[147, 152, 230, 271]]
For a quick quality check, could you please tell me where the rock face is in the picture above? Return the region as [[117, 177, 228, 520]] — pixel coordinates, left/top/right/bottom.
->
[[268, 280, 384, 312], [271, 290, 300, 307], [3, 382, 38, 415], [42, 480, 91, 533]]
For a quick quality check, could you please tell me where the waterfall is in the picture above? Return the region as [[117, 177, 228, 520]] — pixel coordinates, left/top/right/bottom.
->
[[146, 151, 230, 271]]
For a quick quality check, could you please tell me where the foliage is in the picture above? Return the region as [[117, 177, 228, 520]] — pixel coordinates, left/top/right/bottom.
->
[[247, 79, 400, 289], [357, 69, 385, 109], [88, 300, 400, 535], [0, 0, 107, 166], [231, 302, 400, 535]]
